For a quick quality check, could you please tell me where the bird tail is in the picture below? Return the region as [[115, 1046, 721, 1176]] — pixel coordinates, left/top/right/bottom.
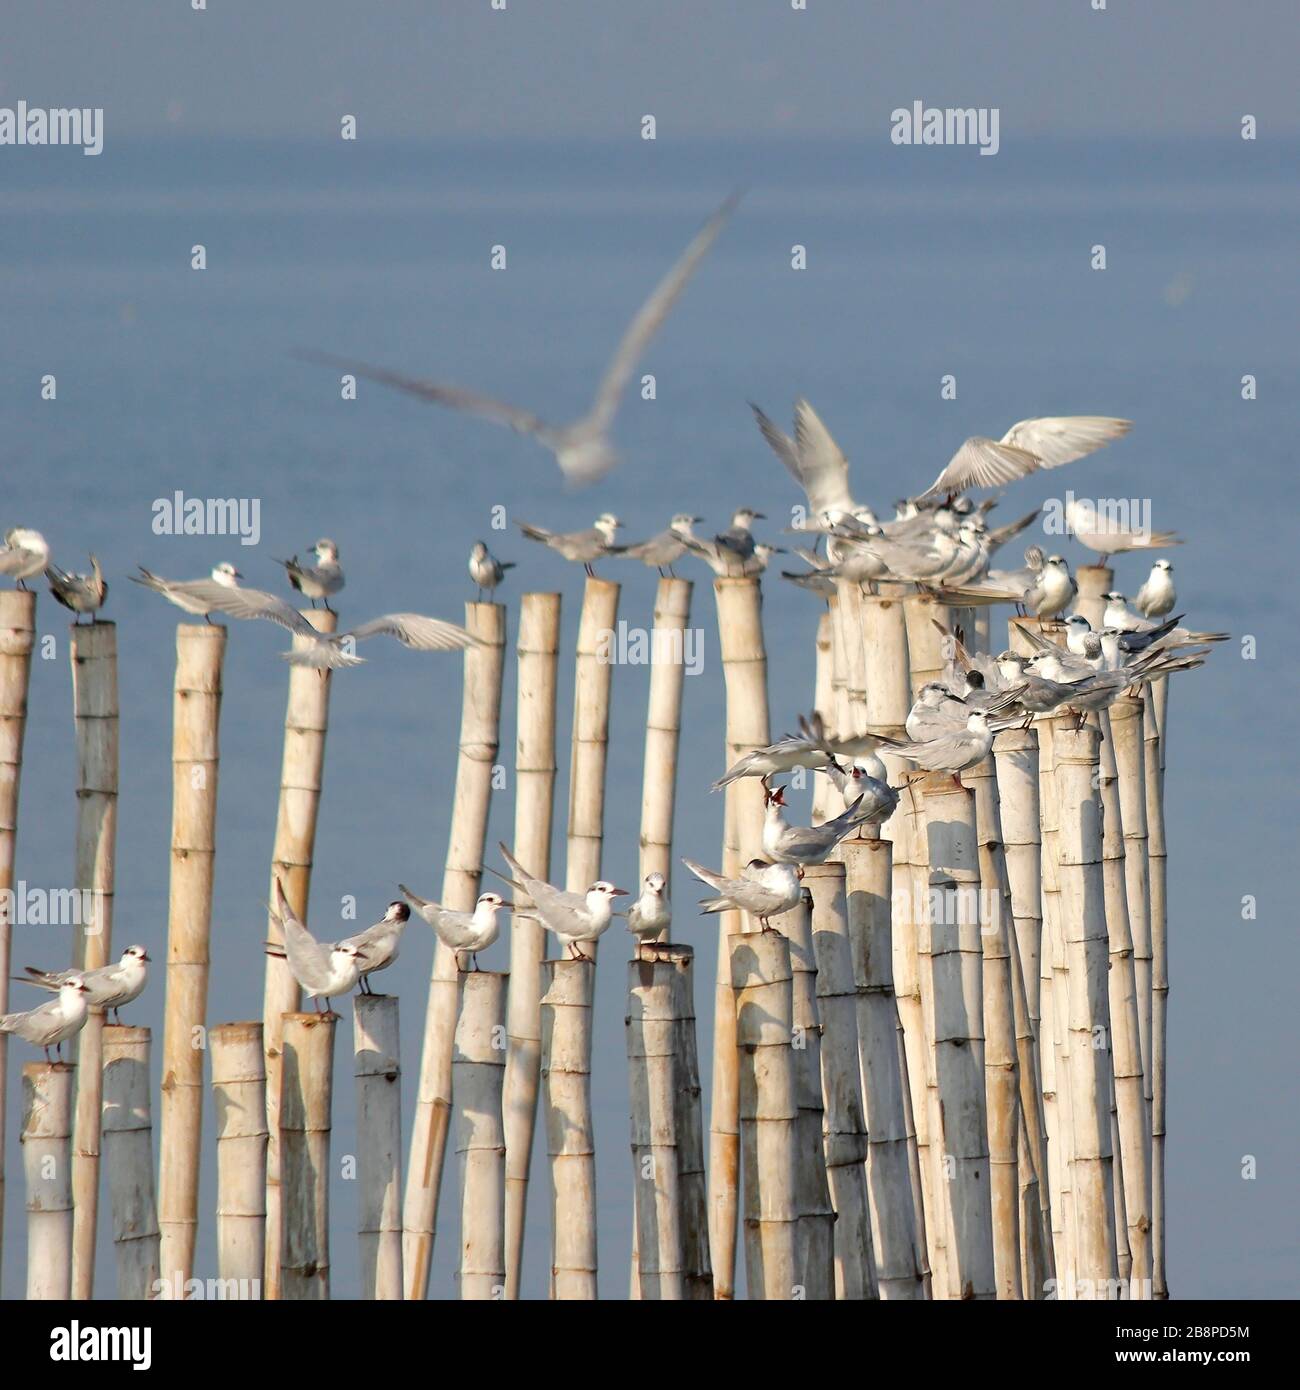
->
[[517, 522, 551, 543], [500, 561, 517, 572], [130, 567, 164, 591], [282, 645, 365, 669]]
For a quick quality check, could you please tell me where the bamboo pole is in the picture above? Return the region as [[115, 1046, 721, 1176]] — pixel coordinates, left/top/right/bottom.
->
[[0, 588, 36, 1268], [262, 607, 335, 1300], [834, 579, 868, 732], [355, 994, 403, 1299], [665, 945, 712, 1299], [280, 1012, 335, 1300], [566, 578, 619, 897], [827, 593, 852, 743], [1144, 690, 1169, 1299], [211, 1021, 267, 1293], [66, 619, 119, 1297], [810, 611, 837, 823], [503, 592, 560, 1298], [22, 1061, 74, 1299], [158, 622, 225, 1294], [453, 971, 507, 1299], [730, 929, 797, 1299], [405, 600, 506, 1297], [638, 576, 692, 898], [903, 593, 950, 697], [709, 576, 769, 1298], [101, 1024, 161, 1298]]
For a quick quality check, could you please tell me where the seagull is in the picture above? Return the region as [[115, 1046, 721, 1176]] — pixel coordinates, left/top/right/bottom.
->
[[297, 191, 741, 484], [46, 555, 108, 622], [616, 515, 703, 577], [877, 710, 996, 781], [762, 786, 868, 865], [131, 562, 243, 620], [275, 539, 344, 612], [497, 844, 626, 961], [0, 978, 90, 1061], [681, 857, 804, 933], [625, 872, 672, 959], [517, 514, 621, 576], [0, 529, 52, 589], [400, 886, 510, 972], [1135, 559, 1176, 618], [267, 876, 368, 1012], [1065, 499, 1181, 561], [469, 540, 516, 600], [19, 945, 149, 1024]]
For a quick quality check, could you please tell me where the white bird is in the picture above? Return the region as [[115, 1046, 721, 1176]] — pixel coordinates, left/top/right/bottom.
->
[[751, 399, 860, 517], [497, 844, 626, 961], [736, 543, 785, 577], [518, 514, 622, 576], [340, 901, 409, 992], [0, 528, 51, 588], [297, 192, 741, 484], [817, 759, 899, 827], [268, 877, 368, 1011], [20, 945, 149, 1023], [275, 539, 344, 611], [712, 729, 834, 790], [401, 885, 510, 971], [1065, 498, 1181, 561], [762, 785, 868, 865], [0, 978, 90, 1060], [682, 857, 804, 933], [469, 540, 516, 599], [615, 515, 702, 577], [714, 507, 766, 563], [878, 710, 996, 780], [131, 562, 243, 620], [907, 682, 969, 739], [46, 555, 108, 622], [1135, 559, 1176, 618], [626, 872, 673, 958]]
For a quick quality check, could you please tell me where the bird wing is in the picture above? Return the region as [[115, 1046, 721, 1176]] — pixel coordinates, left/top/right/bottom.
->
[[344, 613, 480, 652], [750, 403, 804, 491], [986, 508, 1042, 553], [999, 416, 1132, 469], [681, 858, 741, 898], [918, 438, 1044, 500], [202, 585, 318, 635], [793, 398, 856, 515], [499, 844, 585, 916]]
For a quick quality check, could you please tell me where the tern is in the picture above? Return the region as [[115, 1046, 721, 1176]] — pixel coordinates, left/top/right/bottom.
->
[[625, 872, 673, 959], [0, 528, 51, 589], [615, 515, 702, 577], [907, 682, 970, 739], [131, 562, 243, 620], [20, 945, 149, 1024], [268, 877, 368, 1011], [682, 857, 803, 933], [518, 514, 621, 576], [401, 886, 511, 972], [469, 540, 516, 600], [0, 978, 91, 1060], [1065, 499, 1181, 561], [762, 786, 868, 865], [275, 539, 344, 612], [712, 728, 835, 790], [497, 844, 626, 961], [297, 192, 741, 484], [816, 759, 900, 829], [877, 710, 996, 781], [714, 507, 766, 563], [339, 901, 409, 992], [1134, 559, 1176, 618], [46, 555, 108, 622]]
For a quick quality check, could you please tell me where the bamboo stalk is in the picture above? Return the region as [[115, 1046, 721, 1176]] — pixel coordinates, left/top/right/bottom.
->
[[211, 1021, 267, 1293], [67, 619, 119, 1297], [834, 579, 868, 732], [355, 994, 403, 1299], [280, 1012, 335, 1300], [730, 929, 798, 1299], [827, 593, 852, 742], [810, 611, 837, 823], [158, 622, 225, 1294], [262, 607, 335, 1300], [1144, 689, 1169, 1299], [453, 971, 507, 1299], [903, 593, 950, 697], [101, 1024, 161, 1298], [664, 945, 712, 1299], [566, 578, 619, 897], [22, 1061, 74, 1299], [638, 576, 692, 899], [405, 600, 506, 1297], [503, 592, 560, 1299]]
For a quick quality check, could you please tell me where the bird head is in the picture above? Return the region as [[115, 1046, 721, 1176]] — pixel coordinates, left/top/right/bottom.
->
[[966, 711, 991, 732], [590, 881, 628, 900], [643, 872, 666, 895], [594, 513, 622, 538], [314, 539, 339, 561], [470, 540, 489, 558], [122, 945, 150, 964], [212, 562, 242, 585], [384, 901, 410, 923], [478, 892, 511, 911], [1153, 559, 1173, 574]]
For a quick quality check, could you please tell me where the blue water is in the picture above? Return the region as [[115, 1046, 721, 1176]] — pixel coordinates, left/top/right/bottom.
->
[[2, 136, 1297, 1298]]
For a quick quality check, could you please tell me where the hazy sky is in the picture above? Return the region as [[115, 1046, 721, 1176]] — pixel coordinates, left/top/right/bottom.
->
[[3, 0, 1296, 141]]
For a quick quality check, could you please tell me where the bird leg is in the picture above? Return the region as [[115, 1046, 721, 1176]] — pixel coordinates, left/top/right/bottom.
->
[[470, 954, 480, 972], [584, 564, 595, 578]]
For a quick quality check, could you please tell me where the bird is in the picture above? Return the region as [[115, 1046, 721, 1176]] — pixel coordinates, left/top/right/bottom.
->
[[0, 529, 52, 589], [714, 507, 766, 563], [469, 540, 516, 599], [131, 562, 243, 620], [341, 901, 409, 993], [1135, 559, 1176, 618], [1064, 499, 1181, 561], [682, 857, 804, 933], [275, 539, 344, 612], [497, 844, 626, 961], [625, 872, 672, 959], [267, 876, 368, 1011], [45, 555, 108, 622], [19, 945, 149, 1024], [817, 759, 899, 829], [517, 514, 622, 577], [400, 886, 511, 972], [906, 682, 970, 739], [615, 515, 702, 577], [681, 531, 784, 577], [877, 710, 996, 781], [736, 543, 786, 577], [0, 978, 90, 1060], [762, 785, 868, 865], [296, 191, 741, 484], [712, 728, 835, 790]]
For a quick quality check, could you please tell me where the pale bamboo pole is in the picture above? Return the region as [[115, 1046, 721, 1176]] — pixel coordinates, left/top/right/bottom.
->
[[405, 600, 506, 1298], [566, 578, 619, 897], [261, 607, 335, 1301], [1144, 689, 1169, 1299], [0, 589, 36, 1268], [810, 610, 837, 822], [834, 579, 868, 733], [665, 945, 712, 1299], [158, 622, 225, 1293], [730, 929, 797, 1299], [453, 972, 507, 1299], [280, 1011, 335, 1300], [916, 771, 997, 1299], [840, 836, 924, 1298], [355, 994, 403, 1299], [709, 576, 769, 1298], [503, 592, 560, 1299], [638, 576, 692, 897], [211, 1021, 267, 1292], [101, 1024, 160, 1298], [777, 893, 836, 1300], [22, 1061, 74, 1299], [1053, 722, 1119, 1296], [902, 592, 950, 697], [67, 619, 118, 1297], [827, 592, 852, 742]]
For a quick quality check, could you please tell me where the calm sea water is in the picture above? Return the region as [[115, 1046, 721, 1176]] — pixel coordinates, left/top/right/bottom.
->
[[2, 137, 1296, 1298]]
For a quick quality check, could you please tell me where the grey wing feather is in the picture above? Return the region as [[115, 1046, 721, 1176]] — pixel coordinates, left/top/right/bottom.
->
[[344, 614, 480, 651], [999, 416, 1131, 469], [919, 438, 1043, 499], [202, 585, 318, 635]]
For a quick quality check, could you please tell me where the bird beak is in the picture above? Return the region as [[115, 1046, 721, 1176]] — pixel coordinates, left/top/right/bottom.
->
[[611, 887, 629, 897], [354, 949, 369, 962], [233, 570, 244, 579], [497, 900, 515, 910], [692, 516, 704, 524], [753, 512, 767, 520], [141, 952, 151, 963]]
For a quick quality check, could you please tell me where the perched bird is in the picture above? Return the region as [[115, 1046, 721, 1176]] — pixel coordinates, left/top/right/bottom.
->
[[907, 682, 969, 739], [762, 785, 868, 865], [625, 872, 672, 958], [275, 539, 344, 612], [297, 192, 741, 484], [878, 710, 996, 781], [737, 543, 786, 577], [714, 507, 766, 563], [469, 540, 516, 599], [497, 844, 626, 961], [268, 877, 368, 1011], [341, 901, 409, 992], [681, 530, 784, 577], [0, 978, 90, 1060], [1134, 559, 1176, 618], [20, 945, 149, 1024], [712, 728, 834, 790], [616, 515, 702, 577], [0, 528, 51, 589], [401, 885, 510, 972], [682, 857, 804, 933], [817, 759, 899, 830], [517, 514, 622, 576], [131, 562, 243, 620], [45, 555, 108, 622], [1065, 499, 1181, 561]]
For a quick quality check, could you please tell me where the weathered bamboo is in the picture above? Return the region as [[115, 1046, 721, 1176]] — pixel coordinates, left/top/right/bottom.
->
[[835, 578, 868, 732], [280, 1012, 335, 1300], [810, 611, 837, 823], [211, 1021, 267, 1292], [405, 600, 506, 1298], [503, 592, 560, 1299], [827, 592, 852, 743], [541, 958, 597, 1298], [777, 893, 836, 1300], [22, 1062, 74, 1299], [355, 994, 403, 1299], [454, 971, 507, 1299], [1144, 689, 1169, 1299], [262, 607, 335, 1300], [903, 592, 950, 697], [638, 577, 692, 901], [730, 930, 798, 1299], [101, 1025, 161, 1298], [158, 622, 225, 1294], [0, 588, 36, 1266], [67, 619, 119, 1297], [566, 578, 619, 898], [709, 576, 770, 1298], [665, 945, 712, 1299]]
